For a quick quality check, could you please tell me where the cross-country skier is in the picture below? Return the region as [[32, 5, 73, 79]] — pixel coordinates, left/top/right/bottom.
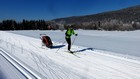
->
[[65, 25, 78, 52]]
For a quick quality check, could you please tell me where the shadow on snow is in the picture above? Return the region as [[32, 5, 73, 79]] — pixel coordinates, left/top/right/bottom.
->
[[73, 48, 94, 52], [51, 45, 65, 49]]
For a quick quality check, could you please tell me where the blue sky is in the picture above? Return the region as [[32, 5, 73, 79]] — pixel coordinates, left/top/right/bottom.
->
[[0, 0, 140, 21]]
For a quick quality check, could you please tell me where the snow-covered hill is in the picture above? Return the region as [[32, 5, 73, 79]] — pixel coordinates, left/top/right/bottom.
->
[[0, 30, 140, 79]]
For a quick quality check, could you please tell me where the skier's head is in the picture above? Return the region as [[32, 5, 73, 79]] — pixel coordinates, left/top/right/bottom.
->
[[69, 25, 74, 29]]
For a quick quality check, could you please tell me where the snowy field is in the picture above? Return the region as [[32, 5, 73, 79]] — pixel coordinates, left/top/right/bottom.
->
[[0, 30, 140, 79], [10, 30, 140, 58]]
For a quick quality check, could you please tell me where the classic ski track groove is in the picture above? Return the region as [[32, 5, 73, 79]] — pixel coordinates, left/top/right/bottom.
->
[[0, 48, 41, 79]]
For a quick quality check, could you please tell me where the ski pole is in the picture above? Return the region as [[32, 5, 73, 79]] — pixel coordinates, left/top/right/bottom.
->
[[71, 35, 77, 46]]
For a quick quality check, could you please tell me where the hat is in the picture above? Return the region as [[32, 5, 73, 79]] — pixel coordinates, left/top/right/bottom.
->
[[70, 25, 74, 28]]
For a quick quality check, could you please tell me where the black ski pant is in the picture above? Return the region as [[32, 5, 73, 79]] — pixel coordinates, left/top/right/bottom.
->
[[65, 37, 71, 51]]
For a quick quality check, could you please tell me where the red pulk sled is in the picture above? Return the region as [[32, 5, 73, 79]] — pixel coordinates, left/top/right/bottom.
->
[[40, 34, 53, 48]]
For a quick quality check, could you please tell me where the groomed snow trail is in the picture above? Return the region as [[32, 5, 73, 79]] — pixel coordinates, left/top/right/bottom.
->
[[0, 31, 140, 79], [0, 49, 42, 79]]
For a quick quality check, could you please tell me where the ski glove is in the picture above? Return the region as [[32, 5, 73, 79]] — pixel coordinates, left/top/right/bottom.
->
[[75, 34, 78, 36]]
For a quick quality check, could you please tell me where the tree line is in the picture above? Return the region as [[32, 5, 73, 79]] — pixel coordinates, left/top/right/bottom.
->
[[53, 5, 140, 31], [0, 19, 59, 30], [1, 19, 140, 31]]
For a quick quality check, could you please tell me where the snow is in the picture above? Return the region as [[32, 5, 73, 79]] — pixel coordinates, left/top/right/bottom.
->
[[9, 30, 140, 57], [0, 30, 140, 79], [0, 50, 31, 79]]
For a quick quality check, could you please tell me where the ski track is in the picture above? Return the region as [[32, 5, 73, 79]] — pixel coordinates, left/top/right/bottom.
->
[[21, 40, 140, 79], [0, 31, 140, 79], [22, 41, 86, 79]]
